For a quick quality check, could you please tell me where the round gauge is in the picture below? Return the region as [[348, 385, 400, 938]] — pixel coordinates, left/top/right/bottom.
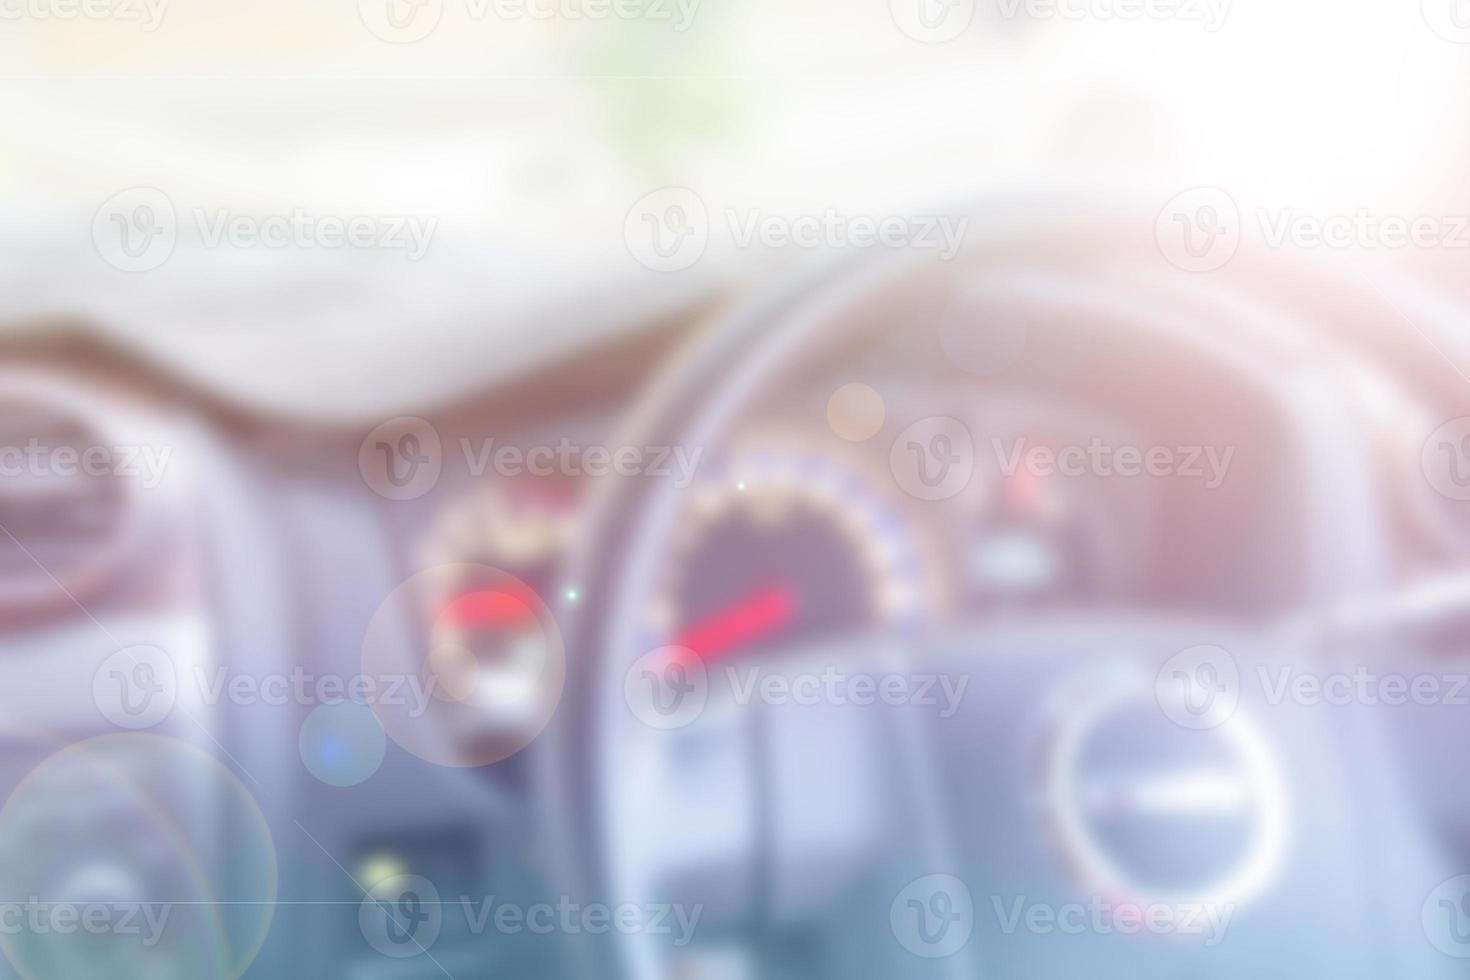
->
[[363, 562, 566, 771], [413, 481, 580, 773], [427, 569, 554, 726], [644, 443, 934, 662]]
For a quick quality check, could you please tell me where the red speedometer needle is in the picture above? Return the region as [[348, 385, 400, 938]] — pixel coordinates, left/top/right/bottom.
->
[[675, 585, 798, 663], [439, 585, 538, 627]]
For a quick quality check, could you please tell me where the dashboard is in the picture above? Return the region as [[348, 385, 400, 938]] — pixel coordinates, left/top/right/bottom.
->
[[0, 222, 1468, 980]]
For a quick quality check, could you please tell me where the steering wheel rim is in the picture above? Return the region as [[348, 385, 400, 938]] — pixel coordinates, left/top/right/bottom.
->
[[537, 200, 1421, 979]]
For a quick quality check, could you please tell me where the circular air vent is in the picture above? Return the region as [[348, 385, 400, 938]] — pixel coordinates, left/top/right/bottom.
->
[[1041, 663, 1290, 910], [0, 372, 143, 621]]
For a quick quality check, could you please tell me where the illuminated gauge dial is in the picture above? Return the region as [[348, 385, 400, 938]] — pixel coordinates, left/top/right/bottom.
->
[[415, 481, 579, 771], [646, 446, 934, 662], [427, 569, 554, 726]]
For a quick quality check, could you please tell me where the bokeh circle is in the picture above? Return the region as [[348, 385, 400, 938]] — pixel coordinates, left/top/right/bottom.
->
[[361, 564, 566, 767], [0, 733, 277, 980]]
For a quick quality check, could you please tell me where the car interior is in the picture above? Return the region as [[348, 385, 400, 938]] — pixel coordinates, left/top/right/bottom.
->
[[2, 1, 1470, 977]]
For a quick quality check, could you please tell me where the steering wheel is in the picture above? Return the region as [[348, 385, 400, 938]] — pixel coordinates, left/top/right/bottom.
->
[[541, 205, 1458, 980]]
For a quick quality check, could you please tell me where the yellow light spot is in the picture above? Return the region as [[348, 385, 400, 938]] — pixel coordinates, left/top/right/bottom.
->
[[357, 853, 407, 890]]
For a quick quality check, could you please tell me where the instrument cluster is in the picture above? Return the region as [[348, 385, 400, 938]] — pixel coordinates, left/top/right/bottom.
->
[[412, 380, 1244, 679]]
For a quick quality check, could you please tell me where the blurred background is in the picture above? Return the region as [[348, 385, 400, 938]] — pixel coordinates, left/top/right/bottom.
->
[[0, 0, 1469, 977]]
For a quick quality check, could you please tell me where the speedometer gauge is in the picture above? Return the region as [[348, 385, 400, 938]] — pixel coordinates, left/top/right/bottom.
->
[[645, 441, 936, 663]]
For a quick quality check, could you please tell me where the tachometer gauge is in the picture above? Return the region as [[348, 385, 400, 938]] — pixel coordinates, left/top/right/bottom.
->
[[413, 480, 579, 774], [645, 441, 937, 662]]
